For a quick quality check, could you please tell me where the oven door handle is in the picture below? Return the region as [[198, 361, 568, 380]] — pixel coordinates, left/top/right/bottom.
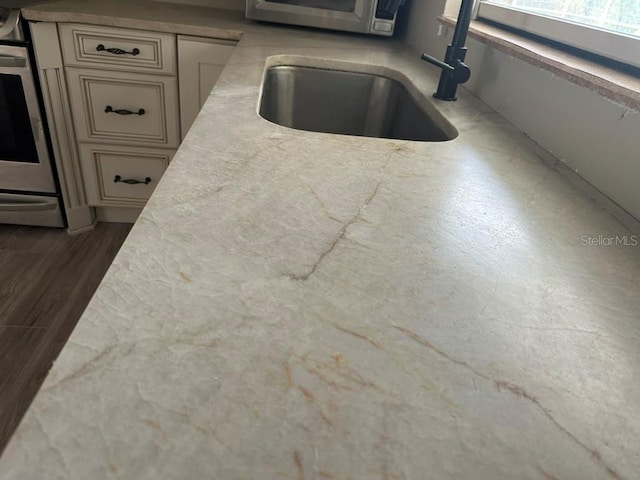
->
[[0, 55, 26, 69], [0, 197, 58, 212]]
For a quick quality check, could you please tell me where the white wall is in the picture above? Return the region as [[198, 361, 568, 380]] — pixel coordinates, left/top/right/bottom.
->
[[400, 1, 640, 221]]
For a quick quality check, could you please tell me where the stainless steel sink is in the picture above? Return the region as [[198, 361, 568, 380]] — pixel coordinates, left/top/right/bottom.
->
[[259, 65, 457, 142]]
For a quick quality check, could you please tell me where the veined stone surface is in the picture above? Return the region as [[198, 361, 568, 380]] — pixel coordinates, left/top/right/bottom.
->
[[4, 2, 640, 479]]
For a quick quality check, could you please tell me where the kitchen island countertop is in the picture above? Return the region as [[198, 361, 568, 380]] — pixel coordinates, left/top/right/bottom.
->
[[2, 1, 640, 478]]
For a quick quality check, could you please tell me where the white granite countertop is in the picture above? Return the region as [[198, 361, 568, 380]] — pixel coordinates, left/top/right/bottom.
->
[[21, 0, 249, 39], [3, 2, 640, 479]]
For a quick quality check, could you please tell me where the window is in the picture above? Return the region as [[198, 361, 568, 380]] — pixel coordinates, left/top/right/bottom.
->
[[476, 0, 640, 68]]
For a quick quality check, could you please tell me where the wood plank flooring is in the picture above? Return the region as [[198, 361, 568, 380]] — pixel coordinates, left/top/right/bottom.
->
[[0, 222, 131, 454]]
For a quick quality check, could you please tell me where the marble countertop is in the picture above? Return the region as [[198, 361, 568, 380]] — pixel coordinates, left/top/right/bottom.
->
[[21, 0, 249, 40], [3, 2, 640, 479]]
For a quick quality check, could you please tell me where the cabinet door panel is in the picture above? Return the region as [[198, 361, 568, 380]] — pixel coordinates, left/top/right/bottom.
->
[[178, 35, 236, 139]]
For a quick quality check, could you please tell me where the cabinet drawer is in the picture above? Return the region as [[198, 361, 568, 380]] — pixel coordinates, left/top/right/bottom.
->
[[59, 23, 176, 75], [67, 68, 180, 147], [79, 144, 174, 207]]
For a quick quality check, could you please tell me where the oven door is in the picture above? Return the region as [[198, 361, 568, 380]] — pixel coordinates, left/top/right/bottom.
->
[[0, 44, 57, 193], [246, 0, 375, 34]]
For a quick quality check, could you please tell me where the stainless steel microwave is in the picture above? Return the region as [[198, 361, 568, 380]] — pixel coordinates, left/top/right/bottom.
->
[[246, 0, 405, 36]]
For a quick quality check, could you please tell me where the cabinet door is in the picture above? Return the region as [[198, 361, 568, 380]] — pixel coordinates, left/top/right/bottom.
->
[[177, 35, 236, 139]]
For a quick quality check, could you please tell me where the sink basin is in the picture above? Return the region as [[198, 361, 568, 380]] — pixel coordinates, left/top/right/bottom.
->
[[259, 65, 457, 142]]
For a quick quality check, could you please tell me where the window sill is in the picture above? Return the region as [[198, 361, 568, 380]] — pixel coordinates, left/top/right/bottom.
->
[[438, 16, 640, 112]]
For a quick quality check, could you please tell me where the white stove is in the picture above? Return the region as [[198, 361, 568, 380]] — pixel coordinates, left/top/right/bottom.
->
[[0, 6, 65, 227]]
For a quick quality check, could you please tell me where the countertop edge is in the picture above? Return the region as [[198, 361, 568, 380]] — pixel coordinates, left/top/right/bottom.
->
[[21, 6, 246, 41]]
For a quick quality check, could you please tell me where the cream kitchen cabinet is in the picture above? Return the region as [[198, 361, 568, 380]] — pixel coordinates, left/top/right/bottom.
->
[[30, 22, 236, 230], [59, 23, 178, 224]]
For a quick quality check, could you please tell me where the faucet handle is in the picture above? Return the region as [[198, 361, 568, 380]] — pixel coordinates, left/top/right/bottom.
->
[[421, 53, 454, 72], [421, 53, 471, 85]]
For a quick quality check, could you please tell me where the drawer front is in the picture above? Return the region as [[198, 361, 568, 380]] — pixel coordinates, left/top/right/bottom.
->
[[67, 68, 180, 147], [79, 144, 174, 207], [59, 23, 176, 75]]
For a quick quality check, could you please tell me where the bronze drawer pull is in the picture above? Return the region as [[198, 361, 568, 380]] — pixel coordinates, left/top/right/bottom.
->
[[114, 175, 152, 185], [96, 44, 140, 56], [105, 106, 146, 116]]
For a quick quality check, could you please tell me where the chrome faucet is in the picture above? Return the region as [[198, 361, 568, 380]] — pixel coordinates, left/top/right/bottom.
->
[[421, 0, 475, 101]]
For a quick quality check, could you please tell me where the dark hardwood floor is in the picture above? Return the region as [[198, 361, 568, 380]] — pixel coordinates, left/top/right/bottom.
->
[[0, 222, 131, 454]]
